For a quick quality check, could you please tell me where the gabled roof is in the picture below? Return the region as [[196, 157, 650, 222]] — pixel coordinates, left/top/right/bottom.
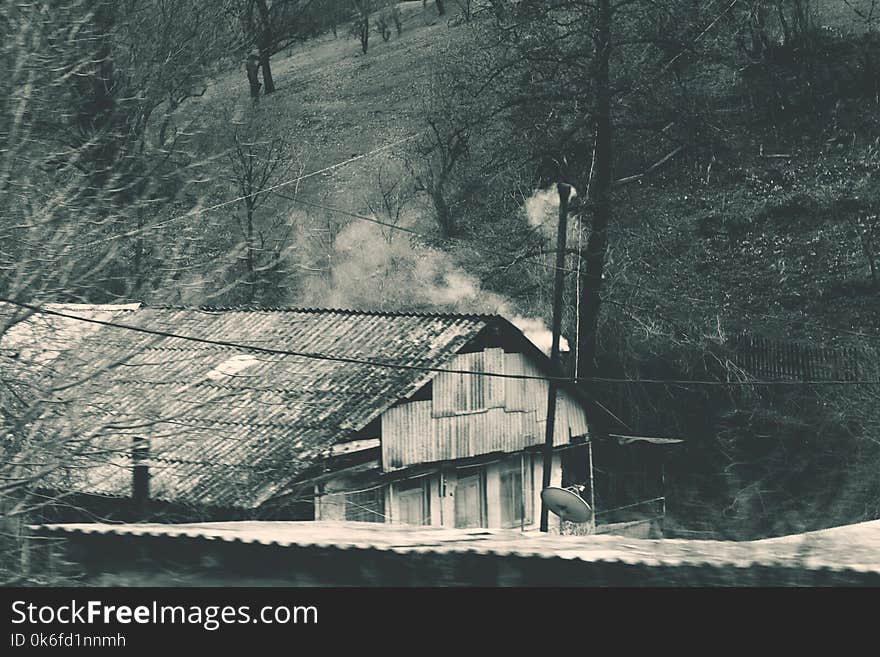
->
[[3, 305, 510, 509]]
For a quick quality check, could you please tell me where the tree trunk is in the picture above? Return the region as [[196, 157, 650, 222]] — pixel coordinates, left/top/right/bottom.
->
[[246, 203, 256, 302], [361, 15, 369, 54], [260, 51, 276, 94], [861, 232, 878, 289], [776, 3, 791, 45], [576, 0, 612, 380], [91, 1, 115, 120], [83, 0, 117, 190], [747, 3, 770, 61], [246, 54, 262, 98], [432, 187, 455, 237], [254, 0, 275, 94], [133, 214, 146, 295]]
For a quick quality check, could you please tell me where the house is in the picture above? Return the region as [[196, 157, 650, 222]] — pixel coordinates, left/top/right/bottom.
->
[[1, 304, 595, 531]]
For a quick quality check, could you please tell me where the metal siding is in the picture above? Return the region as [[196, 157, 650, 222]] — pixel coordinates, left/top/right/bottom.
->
[[468, 352, 482, 413], [433, 349, 507, 417], [382, 349, 590, 471], [484, 348, 506, 408], [504, 353, 527, 411]]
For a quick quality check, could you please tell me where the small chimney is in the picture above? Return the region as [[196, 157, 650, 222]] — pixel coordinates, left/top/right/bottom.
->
[[132, 437, 150, 520]]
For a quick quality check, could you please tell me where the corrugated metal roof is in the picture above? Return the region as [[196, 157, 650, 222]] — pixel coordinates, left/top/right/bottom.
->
[[4, 307, 494, 509], [30, 519, 880, 573]]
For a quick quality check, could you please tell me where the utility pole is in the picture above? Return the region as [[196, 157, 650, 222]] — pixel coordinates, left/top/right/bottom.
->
[[539, 182, 572, 532]]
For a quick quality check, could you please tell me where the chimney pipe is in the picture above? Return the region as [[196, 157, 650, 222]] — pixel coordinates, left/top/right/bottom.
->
[[132, 437, 149, 520]]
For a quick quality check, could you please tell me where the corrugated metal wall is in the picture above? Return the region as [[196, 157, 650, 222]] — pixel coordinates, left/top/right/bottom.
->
[[382, 350, 589, 471], [432, 349, 505, 415]]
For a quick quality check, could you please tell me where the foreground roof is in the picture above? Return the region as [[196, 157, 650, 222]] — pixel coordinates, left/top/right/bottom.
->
[[2, 305, 500, 509], [32, 519, 880, 574]]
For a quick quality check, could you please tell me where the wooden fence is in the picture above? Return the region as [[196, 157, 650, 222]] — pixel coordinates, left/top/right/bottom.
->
[[729, 334, 863, 381]]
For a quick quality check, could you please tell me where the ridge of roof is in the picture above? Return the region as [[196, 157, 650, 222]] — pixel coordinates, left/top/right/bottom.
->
[[43, 303, 142, 311], [138, 305, 504, 321]]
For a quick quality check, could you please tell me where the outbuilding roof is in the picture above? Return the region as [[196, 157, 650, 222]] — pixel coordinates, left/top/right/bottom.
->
[[30, 518, 880, 574]]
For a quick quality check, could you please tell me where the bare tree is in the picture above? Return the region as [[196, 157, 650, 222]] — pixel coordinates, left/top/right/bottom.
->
[[844, 0, 879, 31], [223, 117, 299, 304], [316, 0, 355, 37], [410, 117, 470, 238], [351, 0, 375, 54], [854, 212, 880, 289], [391, 4, 403, 35], [413, 0, 734, 377], [452, 0, 473, 23], [1, 0, 230, 302], [0, 2, 253, 581], [364, 164, 418, 238], [231, 0, 316, 94], [376, 11, 392, 42]]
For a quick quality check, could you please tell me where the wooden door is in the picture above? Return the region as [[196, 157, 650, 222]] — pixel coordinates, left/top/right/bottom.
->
[[398, 484, 426, 525], [454, 471, 485, 528]]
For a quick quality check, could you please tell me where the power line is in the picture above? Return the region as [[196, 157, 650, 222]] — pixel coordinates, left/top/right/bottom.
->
[[273, 188, 591, 280], [610, 277, 880, 344], [3, 297, 879, 387], [0, 296, 575, 384], [273, 193, 423, 235], [93, 135, 419, 246]]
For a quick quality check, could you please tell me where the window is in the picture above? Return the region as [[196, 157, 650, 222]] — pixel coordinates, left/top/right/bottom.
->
[[454, 469, 486, 528], [345, 487, 385, 523], [396, 478, 430, 526], [500, 456, 533, 528]]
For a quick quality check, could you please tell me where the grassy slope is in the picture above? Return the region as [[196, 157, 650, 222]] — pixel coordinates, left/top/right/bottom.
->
[[183, 1, 455, 214], [176, 1, 879, 345]]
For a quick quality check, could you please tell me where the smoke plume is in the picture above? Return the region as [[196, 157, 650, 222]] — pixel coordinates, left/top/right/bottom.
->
[[524, 185, 579, 238], [301, 217, 568, 354]]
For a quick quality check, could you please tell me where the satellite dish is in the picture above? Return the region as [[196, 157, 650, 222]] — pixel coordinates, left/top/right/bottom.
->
[[541, 486, 592, 523]]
